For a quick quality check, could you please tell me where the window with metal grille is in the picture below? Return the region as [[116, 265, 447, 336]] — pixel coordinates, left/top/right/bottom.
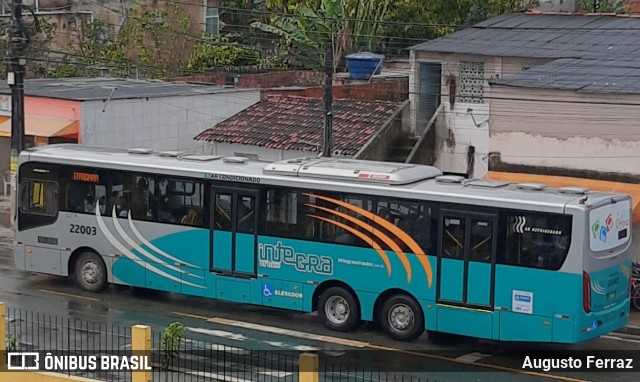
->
[[459, 61, 485, 103]]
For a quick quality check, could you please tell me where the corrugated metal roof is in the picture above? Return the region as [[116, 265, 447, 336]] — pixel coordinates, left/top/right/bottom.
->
[[410, 13, 640, 59], [0, 77, 246, 101], [491, 58, 640, 94], [411, 13, 640, 94]]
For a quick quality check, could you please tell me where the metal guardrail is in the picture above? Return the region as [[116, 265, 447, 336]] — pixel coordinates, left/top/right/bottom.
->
[[2, 304, 443, 382]]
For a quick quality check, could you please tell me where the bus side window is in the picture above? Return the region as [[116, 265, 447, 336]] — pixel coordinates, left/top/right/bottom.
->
[[264, 189, 314, 240], [20, 181, 58, 216], [60, 168, 108, 214], [158, 176, 206, 227], [503, 213, 572, 270]]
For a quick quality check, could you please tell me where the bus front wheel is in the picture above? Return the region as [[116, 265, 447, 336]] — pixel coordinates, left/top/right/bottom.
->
[[318, 287, 360, 332], [74, 252, 107, 292], [380, 294, 424, 341]]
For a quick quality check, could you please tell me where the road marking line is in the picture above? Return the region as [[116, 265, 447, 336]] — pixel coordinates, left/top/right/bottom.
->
[[264, 341, 290, 348], [454, 352, 492, 363], [39, 289, 99, 301], [184, 370, 252, 382], [183, 338, 251, 355], [174, 312, 588, 382], [172, 311, 211, 320], [366, 344, 589, 382], [291, 345, 320, 351], [601, 334, 640, 344], [186, 327, 248, 341], [257, 371, 294, 378], [625, 324, 640, 330], [206, 316, 370, 348]]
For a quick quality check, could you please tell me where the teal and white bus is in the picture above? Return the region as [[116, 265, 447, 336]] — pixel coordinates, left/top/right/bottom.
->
[[14, 144, 632, 343]]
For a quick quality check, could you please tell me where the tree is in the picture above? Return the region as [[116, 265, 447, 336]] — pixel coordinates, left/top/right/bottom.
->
[[383, 0, 537, 55], [0, 15, 56, 79], [252, 0, 391, 71], [187, 37, 261, 72], [50, 3, 201, 78]]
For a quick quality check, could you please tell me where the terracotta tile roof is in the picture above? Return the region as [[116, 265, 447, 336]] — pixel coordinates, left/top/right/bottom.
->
[[194, 95, 402, 156]]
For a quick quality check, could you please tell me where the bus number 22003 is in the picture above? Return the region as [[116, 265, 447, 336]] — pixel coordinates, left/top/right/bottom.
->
[[69, 224, 97, 236]]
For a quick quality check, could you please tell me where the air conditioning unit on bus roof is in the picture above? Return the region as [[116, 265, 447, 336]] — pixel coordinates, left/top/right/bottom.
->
[[263, 157, 442, 185]]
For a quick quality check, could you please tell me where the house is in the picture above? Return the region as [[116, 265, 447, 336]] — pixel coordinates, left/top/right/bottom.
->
[[409, 11, 640, 258], [408, 11, 640, 179], [184, 67, 413, 162], [194, 95, 407, 161], [0, 77, 260, 178], [0, 0, 219, 51]]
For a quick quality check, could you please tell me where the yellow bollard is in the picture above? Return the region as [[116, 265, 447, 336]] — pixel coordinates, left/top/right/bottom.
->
[[131, 325, 152, 382], [299, 352, 319, 382]]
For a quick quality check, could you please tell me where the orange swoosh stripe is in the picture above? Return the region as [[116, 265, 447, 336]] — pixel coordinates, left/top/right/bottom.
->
[[307, 204, 411, 282], [305, 193, 433, 287], [307, 214, 392, 277]]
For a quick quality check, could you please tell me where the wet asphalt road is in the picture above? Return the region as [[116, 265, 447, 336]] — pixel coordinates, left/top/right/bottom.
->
[[1, 236, 640, 382]]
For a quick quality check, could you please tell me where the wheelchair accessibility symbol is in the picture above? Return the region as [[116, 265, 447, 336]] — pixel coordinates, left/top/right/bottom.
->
[[263, 283, 273, 297]]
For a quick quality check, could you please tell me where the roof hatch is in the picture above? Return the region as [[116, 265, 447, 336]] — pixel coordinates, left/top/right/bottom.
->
[[128, 148, 153, 155], [179, 154, 221, 162], [435, 175, 465, 184], [462, 179, 509, 188], [557, 186, 590, 195], [516, 182, 547, 191]]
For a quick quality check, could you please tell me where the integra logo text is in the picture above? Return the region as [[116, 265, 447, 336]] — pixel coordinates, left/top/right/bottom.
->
[[259, 241, 333, 275]]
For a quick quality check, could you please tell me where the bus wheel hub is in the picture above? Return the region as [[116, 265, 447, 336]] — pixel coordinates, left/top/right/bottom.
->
[[327, 296, 349, 324], [82, 263, 99, 284], [389, 304, 413, 331]]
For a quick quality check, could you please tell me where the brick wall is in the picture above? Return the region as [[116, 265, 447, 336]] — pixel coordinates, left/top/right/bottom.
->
[[261, 80, 408, 102], [171, 70, 408, 102], [172, 70, 325, 88], [629, 0, 640, 12]]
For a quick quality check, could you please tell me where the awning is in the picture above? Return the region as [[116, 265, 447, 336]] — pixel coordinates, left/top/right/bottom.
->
[[0, 115, 78, 138], [486, 171, 640, 223]]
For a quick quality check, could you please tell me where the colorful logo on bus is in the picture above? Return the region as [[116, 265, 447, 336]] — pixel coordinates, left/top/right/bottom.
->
[[593, 214, 614, 243], [302, 193, 433, 288]]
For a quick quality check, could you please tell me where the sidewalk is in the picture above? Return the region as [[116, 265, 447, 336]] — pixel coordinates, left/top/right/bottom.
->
[[0, 195, 639, 336]]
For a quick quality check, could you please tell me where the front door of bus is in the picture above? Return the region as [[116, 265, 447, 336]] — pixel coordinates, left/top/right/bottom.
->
[[211, 188, 258, 277], [437, 211, 497, 309]]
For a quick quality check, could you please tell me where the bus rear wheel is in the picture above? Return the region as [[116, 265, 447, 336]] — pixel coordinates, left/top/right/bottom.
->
[[380, 295, 424, 342], [74, 252, 107, 292], [318, 287, 360, 332]]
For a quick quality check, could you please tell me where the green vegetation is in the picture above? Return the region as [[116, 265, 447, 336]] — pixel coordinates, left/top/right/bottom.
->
[[0, 0, 581, 78], [160, 322, 186, 372]]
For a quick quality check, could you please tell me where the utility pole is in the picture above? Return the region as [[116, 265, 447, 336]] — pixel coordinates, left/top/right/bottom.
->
[[7, 0, 27, 225], [321, 39, 333, 157]]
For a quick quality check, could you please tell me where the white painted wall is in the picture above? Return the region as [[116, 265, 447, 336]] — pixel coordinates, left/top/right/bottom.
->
[[80, 90, 260, 153], [434, 102, 490, 177], [409, 51, 549, 177], [491, 133, 640, 173], [489, 85, 640, 176]]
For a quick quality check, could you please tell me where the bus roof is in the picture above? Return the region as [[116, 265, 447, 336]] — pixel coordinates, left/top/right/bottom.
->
[[21, 144, 630, 213]]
